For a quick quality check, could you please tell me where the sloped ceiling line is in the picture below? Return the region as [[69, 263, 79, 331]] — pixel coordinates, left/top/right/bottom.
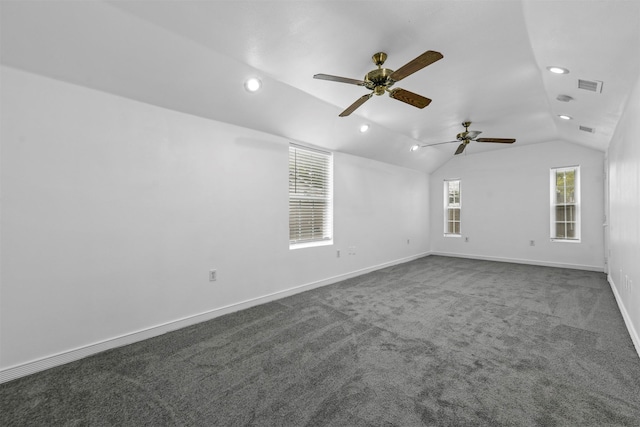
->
[[521, 0, 640, 152], [2, 0, 639, 172]]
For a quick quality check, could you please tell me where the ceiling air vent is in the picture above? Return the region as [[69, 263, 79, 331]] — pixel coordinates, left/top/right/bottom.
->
[[578, 79, 603, 93], [579, 125, 595, 133]]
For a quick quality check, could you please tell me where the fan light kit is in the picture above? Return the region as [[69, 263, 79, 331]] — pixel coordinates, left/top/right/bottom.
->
[[359, 124, 370, 133], [314, 50, 443, 117], [547, 66, 570, 74], [244, 77, 262, 92], [410, 122, 516, 156], [558, 115, 573, 120]]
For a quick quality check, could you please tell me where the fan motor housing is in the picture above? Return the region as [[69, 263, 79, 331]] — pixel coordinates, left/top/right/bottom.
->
[[364, 68, 395, 94]]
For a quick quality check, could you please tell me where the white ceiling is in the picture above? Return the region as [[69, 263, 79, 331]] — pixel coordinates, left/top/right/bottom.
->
[[2, 0, 639, 172]]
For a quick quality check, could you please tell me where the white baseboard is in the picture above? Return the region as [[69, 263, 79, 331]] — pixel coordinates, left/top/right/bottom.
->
[[430, 251, 604, 272], [607, 274, 640, 360], [0, 252, 431, 384]]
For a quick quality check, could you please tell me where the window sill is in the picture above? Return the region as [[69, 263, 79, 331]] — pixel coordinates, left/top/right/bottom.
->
[[550, 238, 581, 243], [290, 240, 333, 250], [444, 234, 461, 238]]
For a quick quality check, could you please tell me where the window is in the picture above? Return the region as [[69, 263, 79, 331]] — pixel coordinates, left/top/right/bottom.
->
[[289, 144, 333, 248], [550, 166, 580, 241], [444, 179, 461, 236]]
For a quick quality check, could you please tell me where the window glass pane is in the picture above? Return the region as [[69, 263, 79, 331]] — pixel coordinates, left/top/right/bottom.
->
[[444, 180, 461, 235], [551, 166, 580, 241], [448, 181, 460, 205]]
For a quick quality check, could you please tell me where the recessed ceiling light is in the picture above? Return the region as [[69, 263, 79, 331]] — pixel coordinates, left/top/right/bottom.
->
[[409, 144, 420, 152], [558, 114, 572, 120], [359, 124, 370, 133], [244, 77, 262, 92], [556, 94, 574, 102], [547, 66, 570, 74]]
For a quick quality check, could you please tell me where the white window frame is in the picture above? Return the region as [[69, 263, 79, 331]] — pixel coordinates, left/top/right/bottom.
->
[[289, 143, 333, 249], [550, 165, 581, 242], [444, 179, 461, 237]]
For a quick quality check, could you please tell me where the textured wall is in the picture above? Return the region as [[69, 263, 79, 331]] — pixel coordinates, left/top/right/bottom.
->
[[0, 66, 429, 371], [429, 140, 605, 271], [607, 71, 640, 351]]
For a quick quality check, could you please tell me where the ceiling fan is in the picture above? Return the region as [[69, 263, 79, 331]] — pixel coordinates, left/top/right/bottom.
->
[[411, 122, 516, 155], [314, 50, 443, 117]]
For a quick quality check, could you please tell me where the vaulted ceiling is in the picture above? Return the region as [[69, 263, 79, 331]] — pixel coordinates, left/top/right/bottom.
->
[[2, 0, 639, 172]]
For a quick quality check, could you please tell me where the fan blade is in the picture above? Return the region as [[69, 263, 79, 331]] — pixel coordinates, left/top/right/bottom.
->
[[389, 50, 443, 82], [476, 138, 516, 143], [421, 140, 458, 147], [314, 74, 366, 86], [466, 130, 482, 140], [454, 143, 467, 155], [389, 88, 432, 109], [339, 93, 373, 117]]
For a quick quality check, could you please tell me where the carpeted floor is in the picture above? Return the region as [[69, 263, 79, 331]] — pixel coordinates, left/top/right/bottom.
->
[[2, 255, 640, 426]]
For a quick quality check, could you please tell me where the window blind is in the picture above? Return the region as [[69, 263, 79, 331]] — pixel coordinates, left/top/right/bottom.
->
[[289, 144, 333, 246]]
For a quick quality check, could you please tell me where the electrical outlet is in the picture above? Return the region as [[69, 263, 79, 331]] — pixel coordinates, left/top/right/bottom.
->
[[337, 250, 341, 258], [209, 270, 217, 282], [530, 240, 535, 246], [464, 237, 469, 243]]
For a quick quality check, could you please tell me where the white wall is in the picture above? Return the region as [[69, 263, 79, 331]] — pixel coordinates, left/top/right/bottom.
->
[[429, 141, 605, 271], [607, 71, 640, 352], [0, 66, 430, 376]]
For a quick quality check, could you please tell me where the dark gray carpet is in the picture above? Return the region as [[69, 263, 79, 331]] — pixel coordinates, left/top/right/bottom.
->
[[2, 255, 640, 426]]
